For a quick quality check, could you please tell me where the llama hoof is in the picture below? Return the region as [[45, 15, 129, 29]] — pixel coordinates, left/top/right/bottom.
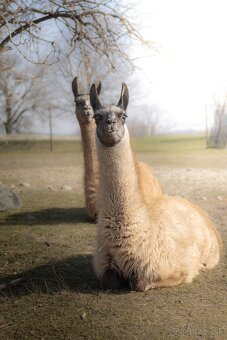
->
[[101, 270, 124, 290], [129, 275, 150, 292], [128, 275, 138, 291]]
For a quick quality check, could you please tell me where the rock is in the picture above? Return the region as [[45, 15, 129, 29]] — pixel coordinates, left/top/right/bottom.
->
[[26, 214, 37, 222], [19, 182, 30, 188], [60, 185, 72, 191], [0, 188, 22, 211], [47, 185, 54, 191], [217, 196, 223, 200], [81, 312, 87, 319]]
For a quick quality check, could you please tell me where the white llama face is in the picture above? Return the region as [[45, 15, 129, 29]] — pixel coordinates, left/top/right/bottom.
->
[[94, 106, 127, 146]]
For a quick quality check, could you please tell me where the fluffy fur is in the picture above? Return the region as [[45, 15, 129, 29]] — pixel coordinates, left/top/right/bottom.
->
[[94, 126, 222, 291]]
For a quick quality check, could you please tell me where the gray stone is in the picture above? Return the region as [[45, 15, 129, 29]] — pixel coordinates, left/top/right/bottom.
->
[[26, 214, 37, 222], [0, 187, 22, 211], [60, 185, 72, 191], [18, 182, 30, 188]]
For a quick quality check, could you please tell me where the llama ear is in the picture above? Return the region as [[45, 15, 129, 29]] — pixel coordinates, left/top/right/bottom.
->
[[96, 81, 102, 95], [118, 82, 129, 111], [90, 84, 102, 112], [72, 77, 79, 98]]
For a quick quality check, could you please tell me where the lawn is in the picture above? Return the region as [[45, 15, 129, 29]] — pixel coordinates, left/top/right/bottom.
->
[[0, 135, 226, 339]]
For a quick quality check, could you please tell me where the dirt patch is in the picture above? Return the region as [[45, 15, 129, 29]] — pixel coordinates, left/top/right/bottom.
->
[[156, 167, 227, 199]]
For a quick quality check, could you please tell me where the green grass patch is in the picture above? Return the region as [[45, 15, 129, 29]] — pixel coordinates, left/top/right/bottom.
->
[[132, 134, 207, 152], [0, 138, 82, 153]]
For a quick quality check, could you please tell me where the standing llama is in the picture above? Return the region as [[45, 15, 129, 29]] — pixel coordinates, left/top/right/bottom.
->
[[90, 82, 222, 291], [72, 77, 101, 220], [72, 77, 162, 220]]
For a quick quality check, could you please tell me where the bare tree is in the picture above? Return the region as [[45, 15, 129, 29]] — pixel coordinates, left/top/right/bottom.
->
[[0, 54, 45, 134], [35, 63, 75, 131], [0, 0, 148, 69], [207, 95, 227, 148], [127, 104, 160, 137]]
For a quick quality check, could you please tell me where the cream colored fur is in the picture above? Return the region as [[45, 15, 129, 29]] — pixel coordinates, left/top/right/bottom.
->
[[94, 126, 222, 291], [137, 161, 163, 202], [77, 110, 99, 220]]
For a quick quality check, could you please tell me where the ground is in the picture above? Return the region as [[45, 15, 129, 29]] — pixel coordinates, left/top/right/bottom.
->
[[0, 135, 226, 339]]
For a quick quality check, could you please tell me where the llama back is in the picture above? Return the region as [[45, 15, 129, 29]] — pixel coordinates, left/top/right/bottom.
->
[[136, 161, 163, 204]]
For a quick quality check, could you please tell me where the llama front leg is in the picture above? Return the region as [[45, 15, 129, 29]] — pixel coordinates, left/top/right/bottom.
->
[[93, 244, 126, 290], [128, 274, 152, 292], [129, 273, 186, 292]]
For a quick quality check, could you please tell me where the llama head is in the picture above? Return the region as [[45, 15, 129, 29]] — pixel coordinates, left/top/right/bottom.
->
[[90, 82, 129, 147], [72, 77, 101, 124]]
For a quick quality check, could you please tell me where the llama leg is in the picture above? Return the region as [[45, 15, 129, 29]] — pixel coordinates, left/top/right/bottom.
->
[[100, 269, 124, 290], [129, 273, 186, 292], [150, 275, 186, 289], [93, 246, 126, 290]]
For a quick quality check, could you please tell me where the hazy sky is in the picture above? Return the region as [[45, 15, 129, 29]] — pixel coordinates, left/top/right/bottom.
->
[[132, 0, 227, 131]]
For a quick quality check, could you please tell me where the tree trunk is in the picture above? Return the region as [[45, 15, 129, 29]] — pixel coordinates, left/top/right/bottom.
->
[[5, 90, 13, 134], [5, 119, 13, 134]]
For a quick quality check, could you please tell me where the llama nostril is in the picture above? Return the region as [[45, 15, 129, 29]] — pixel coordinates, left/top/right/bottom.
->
[[83, 106, 92, 116], [83, 105, 91, 110], [106, 118, 116, 124]]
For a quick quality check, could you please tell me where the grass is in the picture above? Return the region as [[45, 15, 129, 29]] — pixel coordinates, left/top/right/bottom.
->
[[132, 134, 207, 152], [0, 134, 226, 339], [0, 133, 214, 152], [0, 139, 82, 153]]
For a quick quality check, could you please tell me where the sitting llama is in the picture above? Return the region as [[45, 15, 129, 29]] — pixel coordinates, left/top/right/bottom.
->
[[72, 77, 101, 220], [90, 82, 222, 291], [72, 77, 162, 220]]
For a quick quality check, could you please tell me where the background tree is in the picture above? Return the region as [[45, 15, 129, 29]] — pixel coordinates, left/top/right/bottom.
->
[[127, 104, 159, 137], [33, 63, 76, 135], [0, 54, 45, 134], [207, 95, 227, 148]]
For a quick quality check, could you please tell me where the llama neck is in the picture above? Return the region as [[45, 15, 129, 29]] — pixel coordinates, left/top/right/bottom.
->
[[97, 126, 142, 212], [79, 121, 98, 180]]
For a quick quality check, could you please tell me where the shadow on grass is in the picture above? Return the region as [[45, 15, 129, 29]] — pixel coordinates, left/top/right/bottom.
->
[[0, 254, 102, 297], [1, 207, 94, 226]]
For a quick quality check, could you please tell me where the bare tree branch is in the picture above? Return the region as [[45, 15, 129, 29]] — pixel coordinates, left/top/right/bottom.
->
[[0, 1, 150, 68]]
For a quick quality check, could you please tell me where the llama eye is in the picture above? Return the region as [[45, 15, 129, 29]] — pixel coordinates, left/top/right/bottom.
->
[[122, 113, 128, 122], [118, 110, 127, 121]]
